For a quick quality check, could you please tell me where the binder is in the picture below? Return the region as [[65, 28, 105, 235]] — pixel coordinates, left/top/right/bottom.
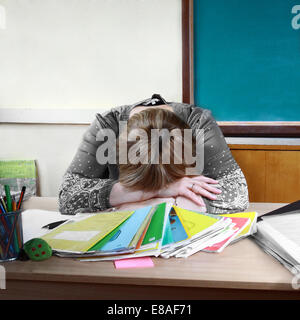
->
[[257, 200, 300, 221]]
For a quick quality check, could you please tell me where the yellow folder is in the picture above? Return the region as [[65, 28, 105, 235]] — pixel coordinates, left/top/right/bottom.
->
[[173, 206, 220, 239], [42, 211, 133, 252]]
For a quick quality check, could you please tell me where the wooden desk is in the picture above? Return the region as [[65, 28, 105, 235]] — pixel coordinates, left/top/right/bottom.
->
[[1, 198, 300, 300]]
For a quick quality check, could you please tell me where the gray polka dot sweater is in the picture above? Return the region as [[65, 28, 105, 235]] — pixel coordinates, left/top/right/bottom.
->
[[58, 99, 249, 214]]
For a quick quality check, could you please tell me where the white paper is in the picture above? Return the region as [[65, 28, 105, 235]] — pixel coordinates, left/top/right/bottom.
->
[[21, 209, 94, 243]]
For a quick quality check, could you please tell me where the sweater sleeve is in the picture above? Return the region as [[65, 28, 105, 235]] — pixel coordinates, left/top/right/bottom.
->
[[58, 112, 119, 214], [188, 108, 249, 214]]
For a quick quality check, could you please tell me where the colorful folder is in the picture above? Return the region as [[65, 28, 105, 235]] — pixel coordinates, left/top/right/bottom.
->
[[95, 206, 152, 252], [35, 203, 258, 260], [42, 210, 133, 252], [220, 212, 257, 241]]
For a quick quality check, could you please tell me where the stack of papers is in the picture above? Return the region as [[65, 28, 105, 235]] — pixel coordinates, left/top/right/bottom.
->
[[252, 211, 300, 274], [21, 204, 258, 261], [160, 207, 256, 258]]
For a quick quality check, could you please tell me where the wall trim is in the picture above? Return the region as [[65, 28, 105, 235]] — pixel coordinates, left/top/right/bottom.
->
[[0, 108, 104, 124], [226, 137, 300, 146]]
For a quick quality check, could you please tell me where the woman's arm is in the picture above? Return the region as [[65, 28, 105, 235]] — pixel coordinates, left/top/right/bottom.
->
[[188, 108, 249, 214], [58, 113, 119, 214], [109, 182, 159, 207], [58, 172, 117, 214]]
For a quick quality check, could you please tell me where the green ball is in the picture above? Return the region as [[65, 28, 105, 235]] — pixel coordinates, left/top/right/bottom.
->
[[23, 238, 52, 261]]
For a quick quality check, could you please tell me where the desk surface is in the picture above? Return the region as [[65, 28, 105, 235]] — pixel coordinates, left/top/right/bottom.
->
[[2, 198, 299, 299]]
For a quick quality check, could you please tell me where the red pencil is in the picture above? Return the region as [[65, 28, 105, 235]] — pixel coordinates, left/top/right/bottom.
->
[[17, 186, 26, 210]]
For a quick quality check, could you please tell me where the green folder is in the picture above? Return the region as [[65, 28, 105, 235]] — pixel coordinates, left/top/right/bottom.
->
[[142, 202, 166, 245]]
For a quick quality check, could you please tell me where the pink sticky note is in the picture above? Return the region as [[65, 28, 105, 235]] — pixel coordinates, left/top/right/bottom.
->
[[114, 257, 154, 269]]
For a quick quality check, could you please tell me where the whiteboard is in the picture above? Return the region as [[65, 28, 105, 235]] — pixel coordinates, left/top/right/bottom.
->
[[0, 0, 182, 121]]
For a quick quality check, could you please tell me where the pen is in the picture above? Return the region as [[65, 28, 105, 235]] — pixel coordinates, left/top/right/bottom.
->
[[0, 207, 15, 256], [0, 197, 7, 213], [17, 186, 26, 210], [12, 196, 17, 212], [0, 191, 15, 257], [4, 214, 18, 257], [4, 185, 12, 212], [42, 220, 68, 230], [0, 223, 6, 254], [11, 195, 19, 252], [0, 202, 5, 214], [11, 213, 19, 254]]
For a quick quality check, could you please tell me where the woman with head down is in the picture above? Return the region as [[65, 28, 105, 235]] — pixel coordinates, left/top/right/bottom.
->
[[59, 94, 248, 215]]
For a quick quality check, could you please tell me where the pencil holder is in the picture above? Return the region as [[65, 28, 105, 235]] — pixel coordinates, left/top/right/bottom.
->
[[0, 210, 23, 262]]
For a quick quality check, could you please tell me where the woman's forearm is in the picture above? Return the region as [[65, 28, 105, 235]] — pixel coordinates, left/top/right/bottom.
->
[[59, 172, 116, 214], [109, 182, 158, 207]]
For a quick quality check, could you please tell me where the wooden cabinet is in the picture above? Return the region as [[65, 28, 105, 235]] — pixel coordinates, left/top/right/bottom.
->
[[229, 145, 300, 203]]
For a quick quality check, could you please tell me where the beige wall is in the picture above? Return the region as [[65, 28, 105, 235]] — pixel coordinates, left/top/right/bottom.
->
[[0, 0, 182, 197], [0, 123, 88, 196], [0, 0, 182, 111]]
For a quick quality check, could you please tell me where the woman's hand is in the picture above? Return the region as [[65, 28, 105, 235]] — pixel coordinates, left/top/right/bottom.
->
[[175, 196, 207, 213], [109, 182, 158, 207], [110, 175, 221, 208], [156, 176, 221, 207]]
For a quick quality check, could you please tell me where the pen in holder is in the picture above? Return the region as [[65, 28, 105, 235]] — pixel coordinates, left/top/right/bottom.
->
[[0, 210, 23, 262]]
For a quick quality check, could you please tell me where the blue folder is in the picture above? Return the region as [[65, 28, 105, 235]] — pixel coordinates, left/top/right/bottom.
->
[[170, 214, 188, 243], [100, 206, 152, 251], [162, 217, 174, 246]]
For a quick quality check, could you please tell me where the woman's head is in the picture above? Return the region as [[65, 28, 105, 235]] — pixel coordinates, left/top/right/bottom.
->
[[118, 107, 195, 192]]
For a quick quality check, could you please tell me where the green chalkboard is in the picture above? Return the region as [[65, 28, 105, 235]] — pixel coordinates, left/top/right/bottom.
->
[[194, 0, 300, 121]]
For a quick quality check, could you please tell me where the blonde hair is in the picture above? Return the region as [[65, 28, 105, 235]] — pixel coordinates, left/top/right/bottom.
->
[[118, 108, 195, 191]]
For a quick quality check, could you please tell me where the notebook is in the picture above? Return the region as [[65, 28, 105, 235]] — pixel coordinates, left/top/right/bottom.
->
[[252, 206, 300, 274]]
